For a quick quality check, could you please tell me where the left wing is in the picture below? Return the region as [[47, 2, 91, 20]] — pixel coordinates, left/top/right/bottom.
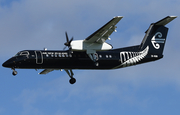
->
[[39, 69, 54, 74], [84, 16, 123, 44]]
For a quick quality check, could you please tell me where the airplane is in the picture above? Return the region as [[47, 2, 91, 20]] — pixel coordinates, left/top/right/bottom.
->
[[2, 16, 177, 84]]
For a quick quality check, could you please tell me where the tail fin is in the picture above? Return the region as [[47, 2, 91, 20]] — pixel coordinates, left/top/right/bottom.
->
[[139, 16, 177, 56]]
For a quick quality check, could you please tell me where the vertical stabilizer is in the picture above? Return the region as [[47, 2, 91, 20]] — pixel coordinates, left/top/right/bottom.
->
[[139, 16, 177, 56]]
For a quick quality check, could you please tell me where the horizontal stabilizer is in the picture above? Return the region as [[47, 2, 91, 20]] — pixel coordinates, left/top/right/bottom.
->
[[154, 16, 177, 26]]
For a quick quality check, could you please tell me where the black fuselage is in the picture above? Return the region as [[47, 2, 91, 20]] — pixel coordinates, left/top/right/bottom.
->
[[2, 45, 161, 70], [2, 16, 176, 85]]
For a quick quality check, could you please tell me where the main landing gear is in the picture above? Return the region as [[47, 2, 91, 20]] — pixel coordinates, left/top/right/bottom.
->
[[64, 69, 76, 84], [94, 61, 99, 66], [12, 68, 17, 76]]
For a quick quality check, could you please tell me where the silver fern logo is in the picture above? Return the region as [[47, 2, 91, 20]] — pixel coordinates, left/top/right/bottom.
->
[[151, 32, 165, 49], [114, 46, 149, 68]]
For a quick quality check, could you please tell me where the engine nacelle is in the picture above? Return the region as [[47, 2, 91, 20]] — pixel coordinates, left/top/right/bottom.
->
[[71, 40, 112, 51]]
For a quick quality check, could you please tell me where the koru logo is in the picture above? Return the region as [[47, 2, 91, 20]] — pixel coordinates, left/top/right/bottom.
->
[[151, 32, 165, 49]]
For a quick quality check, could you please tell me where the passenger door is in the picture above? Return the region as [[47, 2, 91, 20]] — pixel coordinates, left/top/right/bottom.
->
[[35, 51, 43, 64]]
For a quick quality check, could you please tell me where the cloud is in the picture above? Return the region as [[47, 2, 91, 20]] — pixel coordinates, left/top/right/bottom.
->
[[0, 0, 179, 57], [14, 67, 179, 115], [15, 74, 150, 115], [0, 107, 5, 114]]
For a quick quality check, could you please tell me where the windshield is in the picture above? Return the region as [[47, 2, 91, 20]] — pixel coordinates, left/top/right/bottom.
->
[[14, 51, 29, 57], [15, 52, 21, 57]]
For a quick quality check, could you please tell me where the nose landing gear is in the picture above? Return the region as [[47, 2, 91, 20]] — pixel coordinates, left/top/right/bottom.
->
[[12, 68, 17, 76]]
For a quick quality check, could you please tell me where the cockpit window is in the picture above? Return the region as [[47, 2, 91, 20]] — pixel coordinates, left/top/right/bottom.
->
[[14, 51, 29, 57], [15, 52, 21, 57], [20, 51, 29, 55]]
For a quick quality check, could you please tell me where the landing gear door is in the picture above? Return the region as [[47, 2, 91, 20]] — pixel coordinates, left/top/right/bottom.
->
[[35, 51, 43, 64]]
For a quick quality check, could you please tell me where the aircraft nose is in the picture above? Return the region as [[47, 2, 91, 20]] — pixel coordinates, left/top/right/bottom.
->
[[2, 58, 16, 68], [2, 61, 6, 67], [2, 60, 11, 68]]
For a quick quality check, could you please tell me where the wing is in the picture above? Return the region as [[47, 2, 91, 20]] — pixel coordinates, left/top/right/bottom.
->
[[84, 16, 123, 44], [39, 69, 54, 74]]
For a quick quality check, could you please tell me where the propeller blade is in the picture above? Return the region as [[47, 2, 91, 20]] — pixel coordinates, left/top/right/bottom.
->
[[64, 32, 72, 47], [63, 32, 73, 53], [65, 32, 69, 43], [69, 37, 73, 43], [63, 46, 67, 50]]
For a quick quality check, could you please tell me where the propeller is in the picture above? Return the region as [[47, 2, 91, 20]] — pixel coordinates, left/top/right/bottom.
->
[[63, 32, 73, 53]]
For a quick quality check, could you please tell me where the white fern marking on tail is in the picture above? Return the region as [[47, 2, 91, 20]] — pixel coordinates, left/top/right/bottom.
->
[[114, 46, 149, 68], [151, 32, 165, 49]]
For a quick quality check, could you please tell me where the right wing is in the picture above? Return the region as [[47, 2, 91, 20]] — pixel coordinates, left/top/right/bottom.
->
[[84, 16, 123, 44]]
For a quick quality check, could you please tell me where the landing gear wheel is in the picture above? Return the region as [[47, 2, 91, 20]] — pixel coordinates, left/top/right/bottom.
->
[[95, 62, 99, 66], [12, 71, 17, 76], [69, 78, 76, 84]]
